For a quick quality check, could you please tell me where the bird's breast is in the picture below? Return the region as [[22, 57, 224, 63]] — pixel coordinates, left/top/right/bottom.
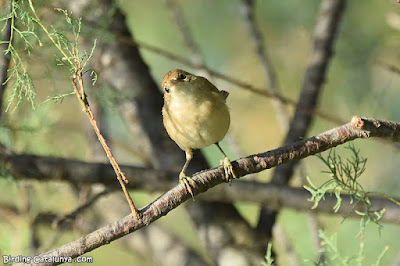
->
[[163, 89, 230, 150]]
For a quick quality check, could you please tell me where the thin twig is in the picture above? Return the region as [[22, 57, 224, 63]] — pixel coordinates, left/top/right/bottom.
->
[[70, 60, 139, 219], [28, 0, 73, 66], [56, 188, 114, 227], [26, 0, 140, 219], [165, 0, 209, 76], [376, 61, 400, 75], [240, 0, 289, 131], [33, 188, 114, 253]]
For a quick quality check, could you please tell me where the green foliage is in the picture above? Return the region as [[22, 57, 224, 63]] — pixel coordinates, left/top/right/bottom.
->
[[1, 0, 38, 112], [304, 143, 388, 237], [1, 0, 98, 109], [28, 3, 97, 78], [40, 91, 75, 105], [317, 230, 388, 265], [261, 242, 275, 266]]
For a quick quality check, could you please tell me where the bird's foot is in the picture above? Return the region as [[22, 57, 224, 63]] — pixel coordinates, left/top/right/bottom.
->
[[220, 156, 237, 184], [179, 172, 197, 199]]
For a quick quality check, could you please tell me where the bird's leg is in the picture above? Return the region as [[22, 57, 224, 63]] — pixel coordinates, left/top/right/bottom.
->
[[179, 149, 197, 197], [215, 142, 237, 184]]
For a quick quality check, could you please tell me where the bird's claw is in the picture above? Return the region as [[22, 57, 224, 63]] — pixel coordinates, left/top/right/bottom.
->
[[179, 173, 197, 199], [220, 156, 237, 184]]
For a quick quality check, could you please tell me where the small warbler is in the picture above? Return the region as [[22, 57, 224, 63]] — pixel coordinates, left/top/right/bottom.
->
[[162, 69, 236, 195]]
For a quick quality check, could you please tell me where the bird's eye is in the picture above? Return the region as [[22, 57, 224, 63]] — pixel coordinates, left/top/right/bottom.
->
[[164, 87, 170, 93], [178, 73, 187, 80]]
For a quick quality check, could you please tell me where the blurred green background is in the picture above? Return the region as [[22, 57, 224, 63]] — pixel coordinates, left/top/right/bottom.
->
[[1, 0, 400, 265]]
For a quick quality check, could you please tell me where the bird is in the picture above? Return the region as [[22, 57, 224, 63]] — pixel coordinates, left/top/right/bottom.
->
[[162, 69, 236, 196]]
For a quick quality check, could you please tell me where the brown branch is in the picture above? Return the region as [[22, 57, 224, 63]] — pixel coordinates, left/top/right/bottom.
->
[[28, 116, 400, 264], [69, 48, 139, 219], [25, 2, 140, 219], [1, 117, 399, 211]]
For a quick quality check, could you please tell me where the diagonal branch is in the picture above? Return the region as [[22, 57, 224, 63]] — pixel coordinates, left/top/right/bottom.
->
[[240, 0, 289, 131], [70, 50, 139, 219], [256, 0, 347, 239], [273, 0, 347, 184], [31, 116, 400, 264], [165, 0, 207, 74]]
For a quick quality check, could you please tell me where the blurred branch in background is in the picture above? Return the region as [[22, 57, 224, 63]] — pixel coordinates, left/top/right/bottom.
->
[[123, 38, 346, 125], [240, 0, 315, 260], [164, 0, 211, 78], [2, 155, 399, 223], [272, 223, 301, 266], [120, 37, 400, 153], [256, 0, 347, 249], [240, 0, 289, 132], [98, 5, 184, 169], [0, 0, 12, 115]]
